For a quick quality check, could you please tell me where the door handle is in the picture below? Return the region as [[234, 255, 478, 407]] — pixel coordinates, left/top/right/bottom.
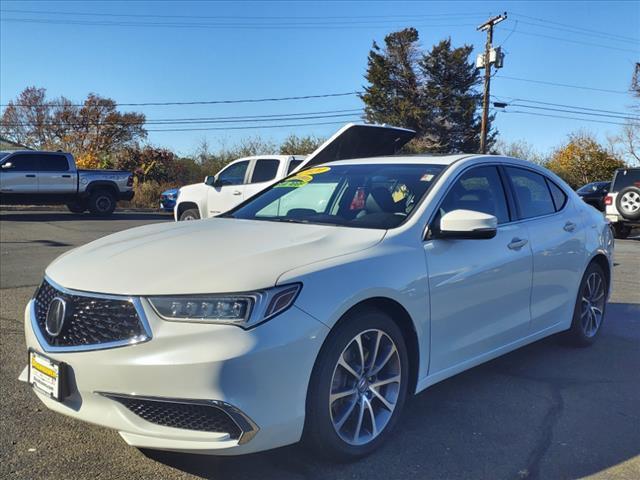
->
[[25, 174, 36, 178], [61, 174, 71, 178], [508, 238, 528, 250], [232, 190, 242, 195], [563, 221, 576, 232]]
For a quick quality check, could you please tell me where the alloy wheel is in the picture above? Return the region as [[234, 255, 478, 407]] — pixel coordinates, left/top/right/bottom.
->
[[96, 195, 112, 213], [329, 329, 401, 446], [580, 272, 605, 338]]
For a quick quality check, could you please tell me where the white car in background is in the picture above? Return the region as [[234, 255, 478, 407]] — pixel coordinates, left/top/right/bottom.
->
[[174, 123, 413, 221], [22, 124, 613, 460]]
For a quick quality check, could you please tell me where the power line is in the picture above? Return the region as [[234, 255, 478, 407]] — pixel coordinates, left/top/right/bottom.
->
[[505, 104, 637, 121], [1, 91, 362, 108], [492, 96, 637, 117], [494, 75, 628, 94], [514, 29, 639, 54], [514, 19, 639, 45], [501, 110, 628, 126], [146, 119, 363, 132], [0, 8, 488, 21], [511, 12, 638, 43], [0, 17, 478, 30], [1, 111, 365, 128]]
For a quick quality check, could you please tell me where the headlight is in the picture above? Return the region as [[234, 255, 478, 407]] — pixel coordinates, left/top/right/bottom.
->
[[146, 284, 301, 329]]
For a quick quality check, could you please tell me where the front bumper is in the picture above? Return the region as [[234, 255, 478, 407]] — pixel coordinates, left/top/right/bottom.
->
[[22, 296, 328, 455]]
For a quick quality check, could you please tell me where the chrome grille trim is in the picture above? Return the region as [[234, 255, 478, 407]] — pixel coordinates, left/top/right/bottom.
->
[[30, 275, 152, 353]]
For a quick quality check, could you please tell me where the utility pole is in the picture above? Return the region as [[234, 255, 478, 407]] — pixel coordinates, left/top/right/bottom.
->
[[477, 12, 507, 154]]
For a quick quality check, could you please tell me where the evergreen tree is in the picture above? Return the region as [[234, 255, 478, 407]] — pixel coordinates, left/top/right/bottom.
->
[[359, 28, 424, 133], [418, 39, 492, 153]]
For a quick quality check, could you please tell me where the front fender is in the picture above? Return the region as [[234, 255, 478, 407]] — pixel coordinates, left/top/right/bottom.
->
[[277, 243, 431, 382]]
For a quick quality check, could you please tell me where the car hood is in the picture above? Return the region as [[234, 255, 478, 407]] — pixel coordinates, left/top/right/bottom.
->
[[45, 218, 385, 295]]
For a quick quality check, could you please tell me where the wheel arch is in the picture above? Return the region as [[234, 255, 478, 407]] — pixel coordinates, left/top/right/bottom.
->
[[176, 201, 200, 220], [85, 181, 118, 197], [589, 253, 611, 296], [331, 297, 420, 395]]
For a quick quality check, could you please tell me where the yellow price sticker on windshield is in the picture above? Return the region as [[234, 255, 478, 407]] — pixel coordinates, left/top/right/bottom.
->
[[301, 166, 331, 175]]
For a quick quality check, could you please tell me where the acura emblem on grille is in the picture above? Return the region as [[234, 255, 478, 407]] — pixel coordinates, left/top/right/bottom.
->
[[45, 297, 67, 337]]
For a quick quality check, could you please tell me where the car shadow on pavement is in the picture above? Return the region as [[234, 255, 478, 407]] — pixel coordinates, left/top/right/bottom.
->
[[142, 302, 640, 480], [0, 212, 172, 222]]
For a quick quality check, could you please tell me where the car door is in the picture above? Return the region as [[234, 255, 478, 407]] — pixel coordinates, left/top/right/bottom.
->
[[504, 166, 585, 333], [243, 158, 282, 200], [206, 160, 250, 217], [0, 153, 39, 194], [36, 154, 76, 194], [424, 165, 533, 374]]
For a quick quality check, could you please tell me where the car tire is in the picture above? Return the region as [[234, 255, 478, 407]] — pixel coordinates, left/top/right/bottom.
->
[[612, 223, 631, 239], [66, 201, 86, 214], [616, 186, 640, 221], [564, 262, 608, 347], [179, 208, 200, 221], [304, 308, 409, 460], [88, 189, 116, 216]]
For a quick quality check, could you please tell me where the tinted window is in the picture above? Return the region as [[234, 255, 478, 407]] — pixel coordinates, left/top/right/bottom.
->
[[547, 179, 567, 211], [217, 161, 249, 186], [612, 168, 640, 192], [438, 166, 510, 224], [228, 163, 445, 229], [506, 167, 555, 218], [250, 159, 280, 183], [287, 159, 303, 174], [4, 154, 38, 171], [38, 155, 69, 172]]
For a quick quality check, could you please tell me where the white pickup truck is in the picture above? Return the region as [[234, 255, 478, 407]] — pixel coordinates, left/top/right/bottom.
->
[[0, 150, 134, 215], [175, 123, 415, 221]]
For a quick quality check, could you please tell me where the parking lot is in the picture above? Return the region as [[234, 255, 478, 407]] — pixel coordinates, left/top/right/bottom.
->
[[0, 210, 638, 480]]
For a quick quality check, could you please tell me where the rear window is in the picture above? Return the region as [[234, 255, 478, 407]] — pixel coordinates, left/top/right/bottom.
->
[[38, 155, 69, 172], [611, 168, 640, 192], [506, 167, 556, 219]]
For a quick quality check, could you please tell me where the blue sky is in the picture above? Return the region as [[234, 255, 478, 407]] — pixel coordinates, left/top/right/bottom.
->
[[1, 0, 638, 157]]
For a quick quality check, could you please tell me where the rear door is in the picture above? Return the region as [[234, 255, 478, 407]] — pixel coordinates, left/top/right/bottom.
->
[[425, 165, 533, 374], [294, 123, 415, 171], [243, 158, 283, 200], [0, 153, 39, 193], [504, 166, 585, 333], [37, 154, 76, 194]]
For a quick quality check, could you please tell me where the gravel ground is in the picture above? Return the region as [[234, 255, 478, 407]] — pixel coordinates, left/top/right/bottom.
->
[[1, 211, 638, 480]]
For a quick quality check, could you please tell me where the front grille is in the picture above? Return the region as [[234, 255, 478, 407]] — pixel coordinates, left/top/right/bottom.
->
[[110, 396, 242, 438], [34, 279, 147, 348]]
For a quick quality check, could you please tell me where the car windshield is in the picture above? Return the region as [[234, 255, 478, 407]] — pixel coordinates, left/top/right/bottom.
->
[[226, 163, 445, 229]]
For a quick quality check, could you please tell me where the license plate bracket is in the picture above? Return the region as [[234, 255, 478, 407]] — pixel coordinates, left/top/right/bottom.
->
[[28, 349, 69, 401]]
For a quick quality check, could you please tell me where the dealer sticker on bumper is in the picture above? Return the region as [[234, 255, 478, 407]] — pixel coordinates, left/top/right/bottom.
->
[[29, 351, 64, 400]]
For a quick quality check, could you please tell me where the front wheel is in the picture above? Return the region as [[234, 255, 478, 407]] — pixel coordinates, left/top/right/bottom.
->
[[564, 262, 608, 347], [66, 201, 86, 214], [179, 208, 200, 221], [304, 308, 409, 460]]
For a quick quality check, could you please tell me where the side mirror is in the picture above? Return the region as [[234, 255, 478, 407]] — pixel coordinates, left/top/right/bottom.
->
[[434, 209, 497, 239], [1, 162, 13, 169], [204, 175, 217, 186]]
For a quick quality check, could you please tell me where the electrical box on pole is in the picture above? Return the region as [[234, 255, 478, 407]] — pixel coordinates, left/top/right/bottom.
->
[[476, 47, 505, 69]]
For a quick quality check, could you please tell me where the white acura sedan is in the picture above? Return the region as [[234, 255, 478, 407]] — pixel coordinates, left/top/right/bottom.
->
[[21, 125, 613, 459]]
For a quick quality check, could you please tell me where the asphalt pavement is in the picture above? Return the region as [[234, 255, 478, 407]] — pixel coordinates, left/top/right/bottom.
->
[[1, 210, 638, 480]]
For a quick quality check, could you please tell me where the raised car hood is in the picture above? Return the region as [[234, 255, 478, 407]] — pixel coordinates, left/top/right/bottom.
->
[[45, 218, 385, 295]]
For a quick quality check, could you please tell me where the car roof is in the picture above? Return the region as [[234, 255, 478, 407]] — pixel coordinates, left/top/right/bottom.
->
[[233, 155, 306, 162]]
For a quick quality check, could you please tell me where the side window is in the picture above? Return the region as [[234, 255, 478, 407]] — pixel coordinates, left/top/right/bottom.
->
[[250, 159, 280, 183], [4, 154, 38, 171], [438, 166, 510, 224], [217, 161, 249, 186], [506, 167, 555, 218], [287, 159, 303, 174], [38, 155, 69, 172], [546, 179, 567, 211]]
